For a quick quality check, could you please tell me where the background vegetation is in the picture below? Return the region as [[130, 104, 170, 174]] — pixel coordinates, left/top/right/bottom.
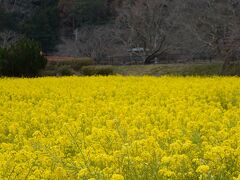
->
[[0, 39, 47, 77], [1, 0, 240, 76]]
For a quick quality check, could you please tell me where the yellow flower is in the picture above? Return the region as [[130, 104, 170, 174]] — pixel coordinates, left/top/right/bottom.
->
[[233, 174, 240, 180], [54, 167, 66, 179], [111, 174, 124, 180], [196, 165, 210, 174], [78, 168, 88, 178], [158, 168, 176, 178], [0, 76, 240, 179]]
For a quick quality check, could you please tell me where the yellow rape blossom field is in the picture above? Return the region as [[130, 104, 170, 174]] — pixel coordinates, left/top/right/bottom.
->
[[0, 76, 240, 180]]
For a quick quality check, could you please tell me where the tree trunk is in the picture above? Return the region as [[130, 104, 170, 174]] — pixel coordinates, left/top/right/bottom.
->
[[144, 37, 166, 64], [144, 49, 161, 64], [221, 58, 231, 74], [221, 48, 234, 74]]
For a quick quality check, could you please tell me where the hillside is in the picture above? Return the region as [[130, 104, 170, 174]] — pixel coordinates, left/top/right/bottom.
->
[[1, 0, 240, 72]]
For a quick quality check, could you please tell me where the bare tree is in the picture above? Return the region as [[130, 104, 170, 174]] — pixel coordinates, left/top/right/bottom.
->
[[76, 25, 119, 63], [182, 0, 240, 72], [115, 0, 178, 64], [0, 30, 21, 48]]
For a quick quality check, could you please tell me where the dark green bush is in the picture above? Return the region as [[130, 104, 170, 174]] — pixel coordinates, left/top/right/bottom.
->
[[39, 70, 57, 77], [0, 38, 47, 77], [70, 58, 95, 71], [81, 66, 96, 76], [45, 58, 95, 73], [97, 67, 114, 76], [57, 65, 74, 76], [82, 66, 114, 76], [55, 58, 95, 71]]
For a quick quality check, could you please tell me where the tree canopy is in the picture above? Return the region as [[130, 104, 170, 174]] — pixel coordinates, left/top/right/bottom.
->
[[22, 0, 60, 52]]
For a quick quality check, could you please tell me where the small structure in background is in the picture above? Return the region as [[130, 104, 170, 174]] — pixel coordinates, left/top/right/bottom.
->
[[74, 28, 79, 42], [128, 47, 145, 53], [127, 47, 148, 64]]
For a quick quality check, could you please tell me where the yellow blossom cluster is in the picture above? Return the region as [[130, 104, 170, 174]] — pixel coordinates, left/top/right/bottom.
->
[[0, 76, 240, 179]]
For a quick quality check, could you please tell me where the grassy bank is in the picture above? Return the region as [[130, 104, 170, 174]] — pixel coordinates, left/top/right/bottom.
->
[[42, 61, 240, 76], [112, 63, 222, 76]]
